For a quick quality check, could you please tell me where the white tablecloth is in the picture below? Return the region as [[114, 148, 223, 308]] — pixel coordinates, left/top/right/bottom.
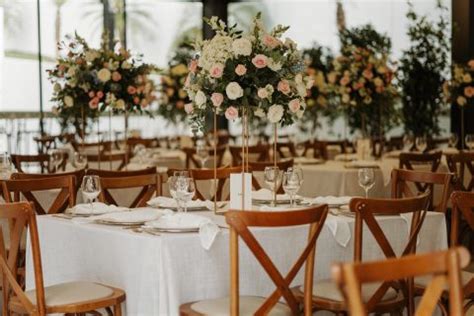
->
[[26, 211, 447, 315]]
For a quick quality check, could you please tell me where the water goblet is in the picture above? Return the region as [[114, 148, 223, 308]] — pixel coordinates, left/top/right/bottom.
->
[[177, 177, 196, 213], [358, 168, 375, 198], [264, 166, 282, 207], [168, 176, 184, 212], [415, 136, 427, 153], [81, 175, 101, 213], [448, 134, 458, 149], [403, 135, 414, 152], [73, 152, 88, 170], [49, 149, 64, 173], [282, 171, 301, 207]]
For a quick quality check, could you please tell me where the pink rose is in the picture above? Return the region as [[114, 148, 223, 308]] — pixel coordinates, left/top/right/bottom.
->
[[88, 97, 99, 109], [88, 91, 95, 98], [225, 106, 239, 120], [252, 54, 268, 69], [210, 64, 224, 78], [184, 74, 191, 88], [112, 71, 122, 82], [257, 88, 269, 99], [127, 86, 137, 95], [465, 86, 474, 98], [288, 99, 301, 113], [96, 91, 104, 99], [339, 76, 350, 86], [189, 59, 198, 73], [362, 69, 373, 80], [211, 92, 224, 107], [133, 97, 140, 104], [277, 80, 291, 95], [235, 64, 247, 76], [184, 103, 194, 114], [262, 34, 281, 49]]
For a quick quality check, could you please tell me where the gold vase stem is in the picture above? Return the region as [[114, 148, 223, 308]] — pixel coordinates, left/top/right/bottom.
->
[[97, 118, 101, 170], [241, 107, 246, 211], [108, 110, 113, 170], [213, 110, 217, 213], [124, 111, 129, 170], [273, 123, 277, 206], [81, 106, 85, 152]]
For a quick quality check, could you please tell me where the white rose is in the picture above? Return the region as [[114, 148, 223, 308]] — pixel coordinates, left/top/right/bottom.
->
[[115, 99, 126, 110], [121, 61, 132, 69], [194, 90, 207, 107], [64, 95, 74, 108], [232, 38, 252, 56], [254, 108, 265, 118], [226, 82, 244, 100], [267, 104, 284, 123], [85, 51, 97, 62], [267, 58, 282, 72], [257, 88, 269, 99], [97, 68, 111, 82], [53, 83, 61, 93]]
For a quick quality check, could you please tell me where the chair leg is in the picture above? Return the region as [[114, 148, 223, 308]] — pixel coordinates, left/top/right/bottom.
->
[[113, 303, 122, 316], [105, 307, 113, 316]]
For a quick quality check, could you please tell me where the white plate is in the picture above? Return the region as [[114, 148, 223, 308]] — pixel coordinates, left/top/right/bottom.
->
[[143, 226, 198, 233]]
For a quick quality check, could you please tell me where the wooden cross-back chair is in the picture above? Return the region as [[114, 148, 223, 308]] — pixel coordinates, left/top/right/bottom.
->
[[71, 140, 112, 153], [33, 135, 57, 154], [276, 142, 296, 159], [182, 145, 226, 169], [229, 144, 269, 166], [2, 176, 75, 215], [99, 173, 160, 208], [399, 151, 443, 176], [446, 152, 474, 191], [391, 168, 453, 213], [332, 247, 470, 316], [86, 152, 127, 171], [308, 193, 431, 315], [180, 205, 329, 316], [86, 167, 156, 178], [325, 139, 350, 154], [126, 137, 158, 157], [10, 169, 86, 202], [190, 166, 245, 201], [0, 202, 126, 315], [312, 140, 328, 160], [11, 154, 50, 174]]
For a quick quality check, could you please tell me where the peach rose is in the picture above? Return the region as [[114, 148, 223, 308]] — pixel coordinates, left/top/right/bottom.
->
[[127, 86, 137, 95], [363, 69, 373, 80], [469, 60, 474, 69], [97, 91, 104, 99], [252, 54, 268, 69], [189, 59, 198, 73], [133, 97, 140, 104], [211, 92, 224, 107], [176, 100, 185, 109], [288, 99, 301, 113], [464, 86, 474, 98], [262, 34, 281, 49], [225, 106, 239, 120], [88, 91, 95, 98], [339, 76, 350, 86], [235, 64, 247, 76], [210, 64, 224, 78], [112, 71, 122, 82], [257, 88, 269, 99], [277, 80, 291, 95], [88, 97, 99, 109]]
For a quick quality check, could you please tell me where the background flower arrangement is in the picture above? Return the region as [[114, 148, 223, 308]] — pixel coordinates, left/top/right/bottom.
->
[[444, 60, 474, 108], [184, 13, 311, 133], [48, 33, 158, 135], [329, 24, 399, 137], [156, 42, 194, 125]]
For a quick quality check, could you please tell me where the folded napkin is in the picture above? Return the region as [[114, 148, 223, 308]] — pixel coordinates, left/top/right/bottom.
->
[[147, 196, 209, 210], [72, 207, 170, 224], [145, 213, 220, 250], [325, 215, 352, 247], [69, 202, 130, 215], [313, 196, 352, 206], [252, 189, 298, 201]]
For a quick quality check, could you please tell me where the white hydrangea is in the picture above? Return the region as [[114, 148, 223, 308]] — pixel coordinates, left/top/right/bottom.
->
[[198, 35, 233, 71], [194, 90, 207, 107], [267, 58, 282, 72], [232, 38, 252, 57], [64, 96, 74, 108], [267, 104, 284, 123], [98, 68, 111, 82]]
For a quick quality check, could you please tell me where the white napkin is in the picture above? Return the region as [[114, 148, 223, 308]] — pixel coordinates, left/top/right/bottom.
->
[[69, 202, 130, 215], [72, 207, 170, 224], [325, 215, 352, 247], [313, 196, 352, 206], [147, 196, 208, 209], [146, 213, 220, 250]]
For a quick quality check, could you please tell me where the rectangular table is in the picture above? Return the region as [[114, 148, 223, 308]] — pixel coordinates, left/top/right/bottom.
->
[[26, 211, 447, 315]]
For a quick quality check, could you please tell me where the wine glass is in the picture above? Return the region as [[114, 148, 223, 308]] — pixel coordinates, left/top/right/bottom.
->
[[173, 170, 190, 178], [49, 149, 64, 173], [402, 135, 414, 152], [168, 176, 184, 212], [177, 177, 196, 213], [196, 142, 209, 169], [466, 134, 474, 151], [448, 134, 458, 149], [282, 171, 301, 207], [81, 175, 101, 213], [294, 141, 306, 161], [415, 136, 427, 153], [73, 152, 88, 170], [358, 168, 375, 198], [0, 152, 12, 180], [264, 166, 282, 207]]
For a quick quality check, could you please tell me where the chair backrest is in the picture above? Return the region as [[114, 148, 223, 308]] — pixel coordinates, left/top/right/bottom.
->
[[86, 152, 126, 171], [312, 140, 328, 160], [99, 173, 160, 208], [190, 166, 244, 201], [86, 167, 156, 178], [33, 135, 57, 154], [11, 154, 50, 174], [325, 140, 349, 154], [71, 140, 112, 153], [229, 145, 269, 166], [225, 205, 328, 316], [276, 142, 296, 159], [446, 152, 474, 191], [0, 202, 46, 316], [10, 169, 85, 200], [2, 176, 75, 214], [349, 194, 431, 312], [391, 168, 453, 213], [399, 151, 442, 173], [332, 247, 469, 316], [247, 158, 294, 172], [450, 191, 474, 248], [126, 137, 158, 156], [182, 145, 226, 169]]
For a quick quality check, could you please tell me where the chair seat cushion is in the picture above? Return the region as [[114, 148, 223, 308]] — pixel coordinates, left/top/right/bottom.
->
[[416, 271, 473, 290], [25, 281, 114, 306], [304, 279, 398, 302], [190, 296, 292, 316]]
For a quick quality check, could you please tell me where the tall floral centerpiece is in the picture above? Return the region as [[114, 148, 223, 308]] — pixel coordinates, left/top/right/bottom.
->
[[328, 33, 398, 138], [184, 13, 309, 209], [48, 34, 157, 144], [157, 43, 194, 125], [444, 60, 474, 149]]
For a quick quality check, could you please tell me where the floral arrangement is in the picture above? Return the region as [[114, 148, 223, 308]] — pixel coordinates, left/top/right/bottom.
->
[[184, 13, 311, 132], [444, 60, 474, 107], [157, 43, 194, 124], [329, 25, 398, 136], [48, 34, 157, 133], [300, 44, 335, 134]]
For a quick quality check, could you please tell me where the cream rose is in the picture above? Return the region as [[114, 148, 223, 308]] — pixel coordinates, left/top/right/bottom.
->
[[225, 82, 243, 100], [257, 88, 269, 99], [457, 96, 467, 106], [121, 61, 132, 69], [194, 90, 207, 107], [115, 99, 125, 110], [267, 104, 284, 123], [252, 54, 268, 69], [211, 92, 224, 107], [288, 99, 301, 113], [97, 68, 111, 82], [64, 95, 74, 108], [235, 64, 247, 76], [184, 103, 194, 114], [342, 94, 350, 104], [225, 106, 239, 120], [232, 38, 252, 56]]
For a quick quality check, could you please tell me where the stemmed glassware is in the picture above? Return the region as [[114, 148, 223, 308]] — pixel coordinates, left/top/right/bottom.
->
[[73, 152, 88, 170], [169, 137, 179, 150], [264, 166, 282, 207], [402, 135, 414, 152], [466, 134, 474, 151], [448, 134, 459, 149], [49, 149, 64, 173], [196, 141, 209, 169], [415, 136, 427, 153], [0, 152, 12, 180], [282, 170, 301, 207], [358, 168, 375, 198], [81, 175, 101, 213], [168, 176, 183, 212], [177, 177, 196, 213]]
